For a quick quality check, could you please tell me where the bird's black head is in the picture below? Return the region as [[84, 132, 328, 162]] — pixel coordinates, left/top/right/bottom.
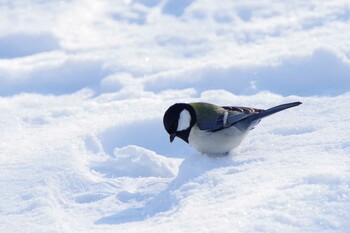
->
[[163, 103, 196, 143]]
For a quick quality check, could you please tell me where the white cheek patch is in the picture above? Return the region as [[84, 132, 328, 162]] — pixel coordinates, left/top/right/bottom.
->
[[177, 109, 191, 131]]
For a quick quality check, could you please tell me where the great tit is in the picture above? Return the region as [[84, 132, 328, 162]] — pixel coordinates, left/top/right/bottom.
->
[[163, 101, 302, 154]]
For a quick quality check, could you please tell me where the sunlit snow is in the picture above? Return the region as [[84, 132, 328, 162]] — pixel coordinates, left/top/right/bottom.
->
[[1, 1, 350, 232]]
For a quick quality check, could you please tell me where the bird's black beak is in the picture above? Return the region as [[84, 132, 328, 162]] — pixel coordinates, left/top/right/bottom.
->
[[170, 133, 176, 143]]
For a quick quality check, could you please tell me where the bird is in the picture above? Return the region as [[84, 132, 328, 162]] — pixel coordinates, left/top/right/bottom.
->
[[163, 101, 302, 155]]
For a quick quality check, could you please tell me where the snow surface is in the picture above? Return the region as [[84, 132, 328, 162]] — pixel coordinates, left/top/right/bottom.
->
[[1, 0, 350, 232]]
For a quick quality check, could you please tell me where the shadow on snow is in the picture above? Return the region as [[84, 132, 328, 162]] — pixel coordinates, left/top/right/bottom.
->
[[95, 154, 263, 225]]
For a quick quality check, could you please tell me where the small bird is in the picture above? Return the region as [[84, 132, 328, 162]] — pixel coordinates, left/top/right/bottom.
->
[[163, 101, 302, 155]]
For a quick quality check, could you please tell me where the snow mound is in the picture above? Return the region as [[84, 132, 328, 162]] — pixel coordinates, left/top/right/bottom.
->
[[91, 145, 180, 178]]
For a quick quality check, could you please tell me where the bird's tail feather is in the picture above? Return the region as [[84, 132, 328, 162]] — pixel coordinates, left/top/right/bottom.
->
[[236, 101, 302, 131], [251, 101, 302, 121]]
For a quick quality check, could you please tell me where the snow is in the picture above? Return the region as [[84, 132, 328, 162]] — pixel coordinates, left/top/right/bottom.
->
[[92, 145, 180, 178], [1, 0, 350, 232]]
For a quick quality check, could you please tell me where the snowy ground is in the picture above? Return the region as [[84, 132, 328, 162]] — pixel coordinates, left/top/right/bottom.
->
[[1, 0, 350, 232]]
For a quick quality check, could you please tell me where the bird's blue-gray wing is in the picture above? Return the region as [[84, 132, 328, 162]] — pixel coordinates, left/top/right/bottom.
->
[[222, 106, 263, 131], [190, 103, 262, 132], [211, 106, 263, 132]]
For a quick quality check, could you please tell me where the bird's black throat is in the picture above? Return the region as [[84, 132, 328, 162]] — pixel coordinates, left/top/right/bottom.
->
[[175, 129, 191, 143]]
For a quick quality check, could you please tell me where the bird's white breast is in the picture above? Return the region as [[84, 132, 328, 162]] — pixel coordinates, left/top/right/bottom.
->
[[188, 125, 248, 155]]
